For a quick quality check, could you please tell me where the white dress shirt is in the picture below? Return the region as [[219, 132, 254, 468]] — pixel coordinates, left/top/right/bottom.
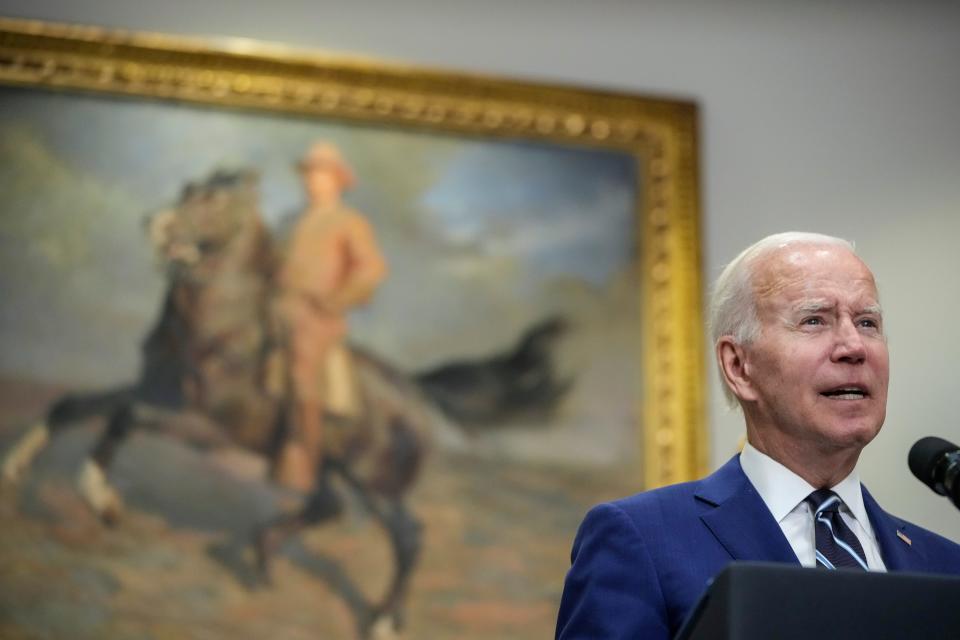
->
[[739, 441, 887, 571]]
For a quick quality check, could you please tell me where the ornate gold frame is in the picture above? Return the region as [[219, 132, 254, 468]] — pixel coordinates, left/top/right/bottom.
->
[[0, 17, 706, 487]]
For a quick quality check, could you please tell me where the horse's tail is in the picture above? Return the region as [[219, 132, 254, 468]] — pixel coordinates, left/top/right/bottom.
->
[[413, 315, 572, 427]]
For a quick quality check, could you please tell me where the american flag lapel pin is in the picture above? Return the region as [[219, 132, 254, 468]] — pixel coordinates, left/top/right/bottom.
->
[[896, 530, 912, 546]]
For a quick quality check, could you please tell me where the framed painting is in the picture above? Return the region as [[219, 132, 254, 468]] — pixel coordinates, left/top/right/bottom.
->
[[0, 17, 705, 640]]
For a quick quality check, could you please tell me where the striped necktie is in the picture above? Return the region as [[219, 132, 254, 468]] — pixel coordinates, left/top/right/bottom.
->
[[805, 489, 869, 571]]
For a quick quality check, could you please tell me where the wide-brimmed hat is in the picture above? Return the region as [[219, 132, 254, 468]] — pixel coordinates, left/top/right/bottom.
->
[[297, 141, 356, 189]]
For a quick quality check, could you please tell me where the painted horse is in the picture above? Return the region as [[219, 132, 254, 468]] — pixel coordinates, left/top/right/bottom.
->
[[1, 169, 435, 639]]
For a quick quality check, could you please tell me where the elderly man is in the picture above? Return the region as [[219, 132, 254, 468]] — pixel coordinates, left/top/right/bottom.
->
[[556, 232, 960, 639]]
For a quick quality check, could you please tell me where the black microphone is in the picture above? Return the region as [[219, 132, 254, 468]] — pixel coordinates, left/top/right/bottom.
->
[[908, 436, 960, 510]]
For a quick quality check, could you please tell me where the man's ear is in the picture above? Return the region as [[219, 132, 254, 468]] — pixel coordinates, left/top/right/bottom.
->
[[716, 337, 758, 402]]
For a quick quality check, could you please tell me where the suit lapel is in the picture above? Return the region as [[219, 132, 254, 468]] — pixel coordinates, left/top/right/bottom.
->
[[696, 456, 800, 564], [862, 485, 924, 571]]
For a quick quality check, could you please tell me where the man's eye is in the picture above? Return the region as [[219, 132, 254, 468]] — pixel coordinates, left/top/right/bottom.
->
[[857, 318, 879, 329], [801, 317, 823, 326]]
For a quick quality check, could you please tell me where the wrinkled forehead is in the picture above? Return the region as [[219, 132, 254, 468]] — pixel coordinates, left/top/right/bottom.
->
[[750, 243, 879, 308]]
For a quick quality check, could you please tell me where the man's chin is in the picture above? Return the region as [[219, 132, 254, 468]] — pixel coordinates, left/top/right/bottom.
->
[[819, 419, 883, 451]]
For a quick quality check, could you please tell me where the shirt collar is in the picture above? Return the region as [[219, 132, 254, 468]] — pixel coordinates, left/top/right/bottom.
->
[[740, 441, 814, 522], [739, 441, 871, 533], [830, 467, 872, 535]]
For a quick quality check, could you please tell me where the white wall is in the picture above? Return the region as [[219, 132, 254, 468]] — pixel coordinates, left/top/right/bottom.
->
[[3, 0, 959, 538]]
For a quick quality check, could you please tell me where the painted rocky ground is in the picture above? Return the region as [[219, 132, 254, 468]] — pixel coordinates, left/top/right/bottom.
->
[[0, 377, 638, 639]]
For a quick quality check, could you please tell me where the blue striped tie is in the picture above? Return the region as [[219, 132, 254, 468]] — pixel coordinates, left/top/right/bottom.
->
[[805, 489, 869, 570]]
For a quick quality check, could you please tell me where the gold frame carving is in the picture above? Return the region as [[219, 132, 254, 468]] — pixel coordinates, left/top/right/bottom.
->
[[0, 17, 706, 487]]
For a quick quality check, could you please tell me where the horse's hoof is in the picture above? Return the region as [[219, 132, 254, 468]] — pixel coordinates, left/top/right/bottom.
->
[[368, 615, 401, 640], [77, 459, 124, 524], [1, 422, 49, 487]]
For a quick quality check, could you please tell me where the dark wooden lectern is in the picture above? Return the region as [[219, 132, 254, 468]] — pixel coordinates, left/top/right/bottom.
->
[[675, 562, 960, 640]]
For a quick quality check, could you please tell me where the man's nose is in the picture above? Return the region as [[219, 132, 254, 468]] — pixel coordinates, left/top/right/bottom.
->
[[831, 319, 866, 364]]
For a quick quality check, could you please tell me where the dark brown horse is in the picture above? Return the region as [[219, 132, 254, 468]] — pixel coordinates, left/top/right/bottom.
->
[[1, 170, 435, 639]]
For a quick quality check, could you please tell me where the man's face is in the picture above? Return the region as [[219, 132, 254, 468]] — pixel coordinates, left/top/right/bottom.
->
[[737, 244, 889, 455], [301, 163, 341, 202]]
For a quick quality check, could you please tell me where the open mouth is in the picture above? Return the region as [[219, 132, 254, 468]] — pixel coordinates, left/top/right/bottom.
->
[[820, 386, 869, 400]]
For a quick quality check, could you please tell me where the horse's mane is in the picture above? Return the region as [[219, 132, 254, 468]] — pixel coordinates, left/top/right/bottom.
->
[[178, 168, 259, 201]]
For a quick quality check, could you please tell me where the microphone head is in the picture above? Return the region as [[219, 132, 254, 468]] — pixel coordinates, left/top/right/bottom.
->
[[908, 436, 958, 490]]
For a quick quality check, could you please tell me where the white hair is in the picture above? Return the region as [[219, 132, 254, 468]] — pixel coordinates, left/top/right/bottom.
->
[[709, 231, 856, 407]]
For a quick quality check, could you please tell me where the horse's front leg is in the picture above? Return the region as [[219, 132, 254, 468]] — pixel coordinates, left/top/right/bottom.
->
[[79, 403, 231, 523], [1, 421, 49, 486], [2, 387, 132, 487], [78, 404, 139, 524]]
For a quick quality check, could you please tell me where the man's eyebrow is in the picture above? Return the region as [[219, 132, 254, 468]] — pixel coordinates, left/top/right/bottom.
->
[[791, 301, 883, 315], [794, 299, 833, 314]]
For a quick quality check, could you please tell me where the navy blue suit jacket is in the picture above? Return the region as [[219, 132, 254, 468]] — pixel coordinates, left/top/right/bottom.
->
[[556, 455, 960, 639]]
